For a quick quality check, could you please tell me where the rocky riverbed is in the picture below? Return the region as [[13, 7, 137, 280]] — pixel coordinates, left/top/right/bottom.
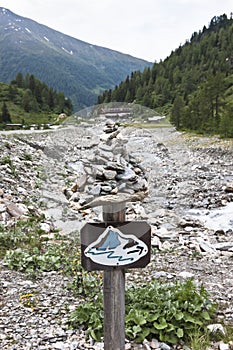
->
[[0, 120, 233, 350]]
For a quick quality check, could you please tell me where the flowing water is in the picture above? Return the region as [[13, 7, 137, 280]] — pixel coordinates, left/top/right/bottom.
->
[[187, 202, 233, 231]]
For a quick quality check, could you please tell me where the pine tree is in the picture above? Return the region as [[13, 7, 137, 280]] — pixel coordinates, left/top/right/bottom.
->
[[1, 102, 11, 123], [170, 95, 185, 129], [15, 72, 24, 88], [220, 103, 233, 137]]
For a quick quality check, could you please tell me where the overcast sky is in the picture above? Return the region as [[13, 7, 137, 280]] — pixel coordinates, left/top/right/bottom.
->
[[0, 0, 232, 62]]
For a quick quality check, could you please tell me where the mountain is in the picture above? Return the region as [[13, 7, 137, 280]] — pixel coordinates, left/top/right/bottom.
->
[[98, 14, 233, 137], [0, 7, 152, 111]]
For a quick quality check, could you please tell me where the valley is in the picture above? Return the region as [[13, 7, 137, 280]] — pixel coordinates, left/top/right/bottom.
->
[[0, 120, 232, 349]]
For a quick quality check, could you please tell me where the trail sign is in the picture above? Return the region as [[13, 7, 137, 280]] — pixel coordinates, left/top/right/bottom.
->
[[81, 221, 151, 271]]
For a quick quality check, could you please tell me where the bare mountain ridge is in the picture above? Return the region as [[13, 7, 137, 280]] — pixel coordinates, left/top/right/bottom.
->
[[0, 7, 152, 110]]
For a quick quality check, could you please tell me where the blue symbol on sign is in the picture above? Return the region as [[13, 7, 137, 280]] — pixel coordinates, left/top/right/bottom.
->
[[84, 226, 148, 266]]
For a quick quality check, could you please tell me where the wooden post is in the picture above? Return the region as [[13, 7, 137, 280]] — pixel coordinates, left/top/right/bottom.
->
[[103, 202, 126, 350]]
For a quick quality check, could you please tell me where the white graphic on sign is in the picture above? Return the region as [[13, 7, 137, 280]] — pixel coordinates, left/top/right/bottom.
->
[[84, 226, 148, 266]]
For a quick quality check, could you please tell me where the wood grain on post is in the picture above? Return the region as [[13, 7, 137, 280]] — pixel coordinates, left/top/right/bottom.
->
[[103, 202, 126, 350]]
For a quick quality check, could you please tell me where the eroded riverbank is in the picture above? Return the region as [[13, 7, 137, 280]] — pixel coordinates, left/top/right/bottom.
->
[[0, 123, 233, 349]]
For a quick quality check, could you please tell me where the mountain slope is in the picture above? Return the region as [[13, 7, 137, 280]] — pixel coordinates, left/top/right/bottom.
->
[[98, 14, 233, 137], [0, 7, 152, 110]]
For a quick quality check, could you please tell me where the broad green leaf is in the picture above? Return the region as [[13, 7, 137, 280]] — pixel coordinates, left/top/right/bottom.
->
[[175, 311, 184, 320], [184, 313, 196, 323], [90, 329, 99, 341], [201, 311, 211, 320], [177, 328, 184, 338], [147, 313, 160, 322], [133, 325, 142, 334], [153, 317, 167, 330]]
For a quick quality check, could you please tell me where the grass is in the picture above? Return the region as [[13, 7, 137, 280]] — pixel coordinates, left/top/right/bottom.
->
[[120, 119, 172, 129]]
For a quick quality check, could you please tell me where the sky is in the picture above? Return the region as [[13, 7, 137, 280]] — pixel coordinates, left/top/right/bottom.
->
[[0, 0, 232, 62]]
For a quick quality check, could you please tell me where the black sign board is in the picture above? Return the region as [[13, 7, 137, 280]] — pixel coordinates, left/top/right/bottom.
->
[[81, 221, 151, 271]]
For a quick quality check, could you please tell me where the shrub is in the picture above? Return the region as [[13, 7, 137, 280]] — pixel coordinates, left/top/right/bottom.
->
[[68, 278, 217, 344]]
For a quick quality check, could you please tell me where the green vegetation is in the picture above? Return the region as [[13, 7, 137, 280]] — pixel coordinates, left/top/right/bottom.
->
[[0, 7, 152, 111], [98, 14, 233, 137], [69, 279, 217, 346], [0, 215, 102, 297], [0, 73, 73, 128], [1, 215, 232, 348]]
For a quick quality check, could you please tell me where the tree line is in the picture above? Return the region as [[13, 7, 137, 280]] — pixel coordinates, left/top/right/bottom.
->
[[11, 73, 73, 115], [0, 72, 73, 125], [98, 14, 233, 137]]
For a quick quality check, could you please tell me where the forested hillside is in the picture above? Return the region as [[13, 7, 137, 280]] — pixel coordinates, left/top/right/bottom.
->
[[0, 7, 152, 111], [0, 73, 73, 127], [98, 14, 233, 137]]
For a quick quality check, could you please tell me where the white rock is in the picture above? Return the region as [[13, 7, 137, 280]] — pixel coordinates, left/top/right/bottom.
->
[[219, 343, 229, 350], [178, 271, 195, 279], [207, 323, 225, 334], [40, 222, 51, 233], [151, 236, 162, 249]]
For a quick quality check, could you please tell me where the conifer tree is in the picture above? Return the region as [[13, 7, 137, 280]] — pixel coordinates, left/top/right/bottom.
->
[[1, 102, 11, 123]]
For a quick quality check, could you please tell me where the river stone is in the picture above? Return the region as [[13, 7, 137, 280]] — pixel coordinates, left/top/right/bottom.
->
[[103, 169, 117, 180], [105, 161, 125, 173], [0, 204, 6, 213], [98, 143, 113, 152], [116, 167, 136, 181], [129, 178, 148, 191], [213, 242, 233, 251], [160, 342, 171, 350], [178, 271, 195, 279], [6, 202, 25, 218], [76, 174, 87, 190], [68, 161, 85, 173], [78, 195, 94, 206], [133, 166, 143, 175], [224, 183, 233, 193], [89, 184, 102, 196], [110, 186, 118, 194], [198, 240, 217, 254], [101, 185, 112, 193], [219, 343, 229, 350], [69, 192, 80, 202], [40, 222, 51, 233]]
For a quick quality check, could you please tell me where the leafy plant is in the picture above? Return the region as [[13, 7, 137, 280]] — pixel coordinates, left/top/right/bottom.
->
[[4, 245, 65, 272], [22, 153, 33, 161], [0, 154, 16, 175], [68, 268, 103, 298], [69, 293, 104, 341], [1, 214, 102, 298], [68, 278, 217, 345], [0, 155, 13, 165], [0, 215, 45, 258], [127, 279, 216, 344]]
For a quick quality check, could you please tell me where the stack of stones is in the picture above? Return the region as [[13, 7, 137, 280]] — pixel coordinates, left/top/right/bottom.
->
[[63, 120, 148, 209], [103, 119, 119, 133]]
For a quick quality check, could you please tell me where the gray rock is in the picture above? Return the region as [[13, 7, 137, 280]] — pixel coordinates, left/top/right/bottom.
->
[[219, 343, 229, 350], [101, 185, 112, 193], [103, 169, 117, 180], [0, 204, 6, 213], [213, 242, 233, 251], [78, 195, 94, 206], [198, 240, 218, 254], [178, 271, 195, 279], [6, 202, 25, 218], [89, 184, 102, 196], [105, 161, 125, 173], [159, 342, 171, 350], [116, 167, 136, 181]]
